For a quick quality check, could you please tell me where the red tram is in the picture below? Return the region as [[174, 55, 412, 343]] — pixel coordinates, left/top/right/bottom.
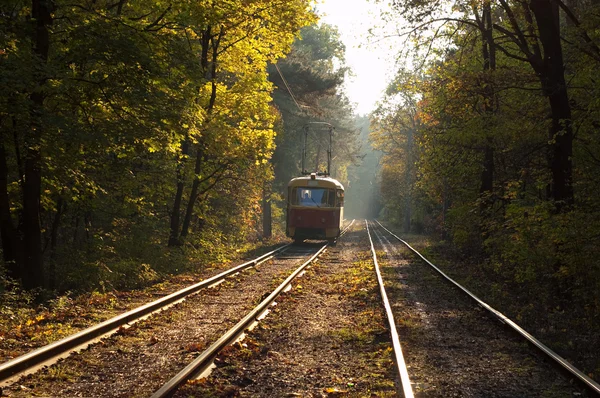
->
[[285, 122, 344, 243], [286, 173, 344, 243]]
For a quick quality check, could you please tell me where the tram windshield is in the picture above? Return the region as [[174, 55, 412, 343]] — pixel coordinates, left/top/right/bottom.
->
[[291, 187, 336, 207]]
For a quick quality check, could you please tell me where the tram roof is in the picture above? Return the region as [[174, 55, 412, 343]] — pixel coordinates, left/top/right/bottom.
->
[[287, 175, 344, 190]]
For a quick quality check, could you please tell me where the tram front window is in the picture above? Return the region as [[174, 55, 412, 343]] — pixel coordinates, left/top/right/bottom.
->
[[293, 188, 335, 207]]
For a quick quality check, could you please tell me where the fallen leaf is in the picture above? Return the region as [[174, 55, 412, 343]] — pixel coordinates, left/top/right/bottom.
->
[[324, 387, 348, 397]]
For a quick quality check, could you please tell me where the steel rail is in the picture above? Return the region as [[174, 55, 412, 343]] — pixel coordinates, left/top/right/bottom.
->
[[150, 243, 329, 398], [366, 220, 414, 398], [0, 244, 291, 383], [375, 220, 600, 396]]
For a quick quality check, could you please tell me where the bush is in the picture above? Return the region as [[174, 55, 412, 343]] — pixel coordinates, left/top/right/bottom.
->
[[484, 202, 600, 316]]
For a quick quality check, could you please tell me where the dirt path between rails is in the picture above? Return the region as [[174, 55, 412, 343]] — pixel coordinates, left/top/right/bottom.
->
[[371, 223, 589, 397], [176, 222, 398, 397]]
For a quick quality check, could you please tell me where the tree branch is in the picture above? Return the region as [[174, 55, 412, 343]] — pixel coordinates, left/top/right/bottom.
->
[[144, 4, 172, 32]]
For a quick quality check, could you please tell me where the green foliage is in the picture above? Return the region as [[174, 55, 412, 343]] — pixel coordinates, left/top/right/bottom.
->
[[484, 203, 600, 312], [0, 0, 317, 293], [444, 204, 482, 252], [374, 2, 600, 331]]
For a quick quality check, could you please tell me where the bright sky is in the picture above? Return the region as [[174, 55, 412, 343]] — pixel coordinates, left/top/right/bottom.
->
[[315, 0, 396, 115]]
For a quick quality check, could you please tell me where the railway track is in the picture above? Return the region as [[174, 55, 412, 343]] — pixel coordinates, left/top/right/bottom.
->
[[150, 221, 354, 397], [4, 219, 596, 397], [0, 244, 292, 385], [167, 219, 398, 397], [366, 220, 600, 397], [149, 243, 328, 397], [366, 221, 414, 398], [0, 240, 333, 396]]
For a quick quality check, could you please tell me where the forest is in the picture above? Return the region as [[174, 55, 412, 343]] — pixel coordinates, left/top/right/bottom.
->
[[371, 0, 600, 347], [1, 0, 599, 366], [0, 0, 361, 298]]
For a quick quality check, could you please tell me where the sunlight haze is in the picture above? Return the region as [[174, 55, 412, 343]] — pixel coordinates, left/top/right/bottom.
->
[[316, 0, 394, 115]]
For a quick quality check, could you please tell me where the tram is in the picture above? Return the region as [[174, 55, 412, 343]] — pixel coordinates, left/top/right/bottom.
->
[[286, 123, 344, 243], [286, 173, 344, 242]]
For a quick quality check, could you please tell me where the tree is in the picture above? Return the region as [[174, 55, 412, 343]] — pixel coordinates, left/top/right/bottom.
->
[[376, 0, 600, 322], [269, 24, 357, 190], [0, 0, 316, 291], [495, 1, 573, 208], [371, 72, 421, 231], [390, 0, 600, 211], [167, 0, 316, 246]]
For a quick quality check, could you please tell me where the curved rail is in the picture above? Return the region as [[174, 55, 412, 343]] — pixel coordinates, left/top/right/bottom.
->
[[0, 243, 291, 383], [375, 220, 600, 396], [366, 221, 414, 398]]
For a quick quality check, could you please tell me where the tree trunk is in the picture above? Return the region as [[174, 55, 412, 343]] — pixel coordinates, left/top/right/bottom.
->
[[480, 145, 494, 194], [171, 26, 221, 244], [168, 179, 185, 246], [403, 193, 411, 233], [22, 141, 43, 289], [529, 0, 574, 209], [547, 90, 574, 208], [441, 178, 450, 240], [403, 128, 413, 233], [262, 186, 272, 239], [479, 2, 496, 200], [180, 144, 204, 240], [180, 28, 221, 240], [0, 133, 22, 281], [47, 197, 64, 290], [168, 139, 189, 246], [564, 0, 578, 25], [22, 0, 53, 289]]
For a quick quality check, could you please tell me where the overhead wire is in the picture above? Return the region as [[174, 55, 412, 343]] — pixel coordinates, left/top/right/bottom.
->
[[275, 62, 330, 174], [274, 63, 304, 114]]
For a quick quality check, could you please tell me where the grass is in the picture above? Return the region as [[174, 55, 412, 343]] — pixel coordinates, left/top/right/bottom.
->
[[43, 363, 82, 382]]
